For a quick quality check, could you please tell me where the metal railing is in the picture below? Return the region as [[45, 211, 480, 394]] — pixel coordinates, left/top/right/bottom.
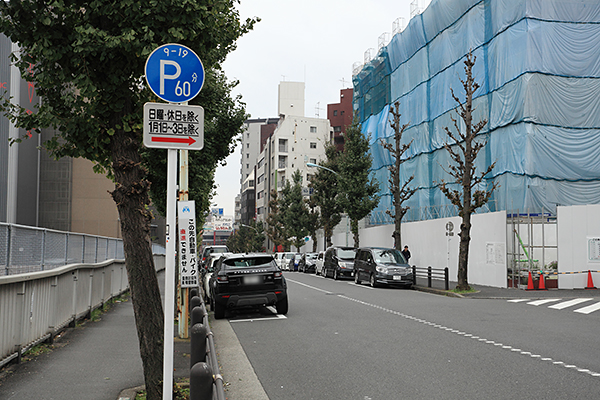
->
[[0, 254, 165, 369], [413, 265, 450, 290], [1, 222, 124, 276], [0, 259, 128, 367]]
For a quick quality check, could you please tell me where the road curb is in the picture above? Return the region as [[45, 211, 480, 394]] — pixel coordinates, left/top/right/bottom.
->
[[413, 285, 465, 298]]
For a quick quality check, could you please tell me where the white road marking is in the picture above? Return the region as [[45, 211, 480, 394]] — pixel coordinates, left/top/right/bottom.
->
[[574, 301, 600, 314], [527, 299, 560, 306], [548, 298, 594, 310]]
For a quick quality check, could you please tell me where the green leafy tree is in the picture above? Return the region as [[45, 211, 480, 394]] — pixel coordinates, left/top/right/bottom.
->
[[0, 2, 255, 399], [439, 51, 498, 291], [266, 189, 289, 252], [227, 221, 265, 253], [338, 116, 380, 248], [309, 142, 342, 248], [280, 170, 310, 251], [381, 101, 416, 250]]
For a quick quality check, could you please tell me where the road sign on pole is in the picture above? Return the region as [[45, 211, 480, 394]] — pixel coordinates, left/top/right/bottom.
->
[[143, 102, 204, 150], [145, 43, 204, 103]]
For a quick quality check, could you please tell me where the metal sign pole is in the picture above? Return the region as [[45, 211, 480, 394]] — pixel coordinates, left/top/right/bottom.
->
[[163, 148, 177, 400], [178, 149, 189, 339]]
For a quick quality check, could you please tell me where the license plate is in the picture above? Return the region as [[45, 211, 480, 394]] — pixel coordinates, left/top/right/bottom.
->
[[393, 275, 403, 281], [244, 275, 261, 285]]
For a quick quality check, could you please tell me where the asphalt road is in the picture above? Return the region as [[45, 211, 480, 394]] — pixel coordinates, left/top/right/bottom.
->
[[227, 272, 600, 400]]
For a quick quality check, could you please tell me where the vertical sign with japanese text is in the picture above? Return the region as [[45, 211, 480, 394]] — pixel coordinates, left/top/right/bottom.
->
[[178, 201, 198, 287]]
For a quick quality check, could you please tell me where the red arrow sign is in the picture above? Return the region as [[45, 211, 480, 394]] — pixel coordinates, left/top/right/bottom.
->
[[151, 136, 197, 146]]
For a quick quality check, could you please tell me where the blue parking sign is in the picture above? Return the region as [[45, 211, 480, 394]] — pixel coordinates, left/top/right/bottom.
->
[[145, 43, 204, 103]]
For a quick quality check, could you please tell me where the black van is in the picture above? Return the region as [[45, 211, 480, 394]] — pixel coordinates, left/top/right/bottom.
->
[[322, 246, 356, 280], [354, 247, 413, 288]]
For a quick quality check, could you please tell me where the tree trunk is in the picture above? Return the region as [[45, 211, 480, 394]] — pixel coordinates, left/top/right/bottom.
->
[[393, 203, 402, 250], [351, 219, 359, 248], [110, 127, 165, 400], [457, 214, 472, 291]]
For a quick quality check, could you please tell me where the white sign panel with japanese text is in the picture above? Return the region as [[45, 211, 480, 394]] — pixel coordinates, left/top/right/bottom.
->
[[178, 201, 198, 287]]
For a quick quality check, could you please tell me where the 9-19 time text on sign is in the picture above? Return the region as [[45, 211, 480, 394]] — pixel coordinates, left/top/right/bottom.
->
[[143, 102, 204, 150]]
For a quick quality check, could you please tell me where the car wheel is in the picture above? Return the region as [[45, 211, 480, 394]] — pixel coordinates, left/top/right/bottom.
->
[[355, 271, 362, 284], [276, 296, 289, 315], [214, 301, 226, 319], [370, 273, 379, 288]]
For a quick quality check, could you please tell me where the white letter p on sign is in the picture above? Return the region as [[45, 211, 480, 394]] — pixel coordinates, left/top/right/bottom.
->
[[160, 60, 181, 95]]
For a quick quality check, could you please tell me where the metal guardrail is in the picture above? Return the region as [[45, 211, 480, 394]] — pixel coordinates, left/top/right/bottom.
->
[[0, 222, 125, 276], [413, 265, 449, 290], [0, 259, 129, 368]]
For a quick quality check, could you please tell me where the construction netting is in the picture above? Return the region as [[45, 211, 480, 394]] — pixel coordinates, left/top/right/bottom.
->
[[354, 0, 600, 223]]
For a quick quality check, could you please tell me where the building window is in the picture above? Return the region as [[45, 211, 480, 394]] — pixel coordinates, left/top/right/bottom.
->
[[310, 142, 317, 149], [309, 158, 317, 164], [279, 138, 287, 152], [246, 164, 249, 169], [333, 110, 338, 116], [246, 153, 249, 158], [334, 126, 342, 133], [246, 143, 249, 148], [310, 126, 317, 133]]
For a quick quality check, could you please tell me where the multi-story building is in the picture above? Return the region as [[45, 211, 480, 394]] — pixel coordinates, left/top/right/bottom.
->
[[240, 171, 256, 226], [240, 118, 279, 186], [327, 88, 354, 151], [253, 82, 332, 225]]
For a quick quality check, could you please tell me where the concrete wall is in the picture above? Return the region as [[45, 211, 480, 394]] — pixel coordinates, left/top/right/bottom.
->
[[557, 205, 600, 289]]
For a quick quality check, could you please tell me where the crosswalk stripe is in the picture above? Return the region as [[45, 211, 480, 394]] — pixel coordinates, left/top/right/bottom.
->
[[574, 302, 600, 315], [527, 299, 560, 306], [507, 299, 530, 303], [548, 298, 594, 310]]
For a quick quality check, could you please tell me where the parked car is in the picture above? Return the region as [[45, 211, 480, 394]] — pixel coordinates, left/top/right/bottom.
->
[[280, 252, 295, 271], [209, 253, 288, 319], [322, 246, 357, 280], [298, 253, 318, 273], [287, 253, 302, 271], [200, 245, 229, 269], [315, 251, 325, 275], [354, 247, 413, 288], [202, 254, 226, 303]]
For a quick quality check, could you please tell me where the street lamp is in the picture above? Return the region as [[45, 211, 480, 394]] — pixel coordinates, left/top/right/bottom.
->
[[240, 223, 259, 233], [306, 162, 338, 175]]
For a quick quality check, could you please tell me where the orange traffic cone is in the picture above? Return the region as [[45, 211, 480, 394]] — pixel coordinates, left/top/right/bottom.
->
[[525, 271, 535, 291], [585, 270, 596, 290], [538, 271, 547, 290]]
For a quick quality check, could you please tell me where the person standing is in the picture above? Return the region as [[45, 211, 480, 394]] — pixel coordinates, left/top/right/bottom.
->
[[401, 245, 411, 263]]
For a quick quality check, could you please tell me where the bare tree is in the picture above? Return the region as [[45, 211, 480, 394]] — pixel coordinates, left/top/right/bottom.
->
[[439, 51, 498, 291], [381, 101, 417, 250]]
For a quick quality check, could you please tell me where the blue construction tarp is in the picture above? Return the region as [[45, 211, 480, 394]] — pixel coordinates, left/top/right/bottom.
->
[[353, 0, 600, 222]]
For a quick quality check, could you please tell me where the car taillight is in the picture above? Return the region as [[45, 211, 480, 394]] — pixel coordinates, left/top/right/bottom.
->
[[274, 271, 282, 278]]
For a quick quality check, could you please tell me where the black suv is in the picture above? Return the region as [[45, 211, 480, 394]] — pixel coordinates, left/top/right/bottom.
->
[[354, 247, 413, 288], [209, 253, 288, 319], [322, 246, 356, 280]]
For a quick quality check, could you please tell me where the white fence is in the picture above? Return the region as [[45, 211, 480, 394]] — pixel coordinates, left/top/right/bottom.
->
[[300, 205, 600, 290], [0, 251, 165, 368]]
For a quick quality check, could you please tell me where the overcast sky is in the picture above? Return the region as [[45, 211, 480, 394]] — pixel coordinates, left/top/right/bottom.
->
[[212, 0, 432, 215]]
